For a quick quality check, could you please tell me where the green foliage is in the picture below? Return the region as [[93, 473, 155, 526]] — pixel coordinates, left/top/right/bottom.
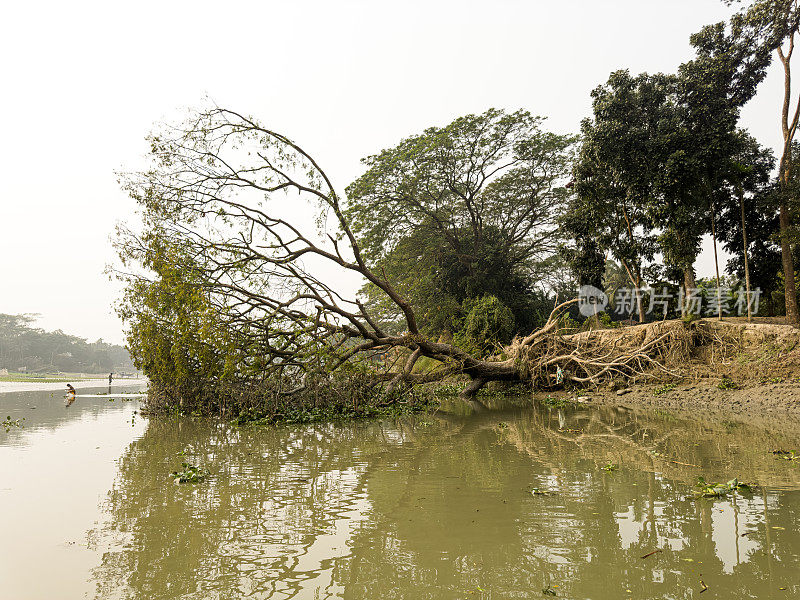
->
[[558, 314, 580, 334], [597, 312, 620, 328], [694, 476, 752, 498], [570, 70, 669, 290], [115, 238, 261, 409], [653, 383, 677, 396], [231, 380, 436, 427], [171, 462, 209, 484], [454, 296, 515, 357], [539, 395, 574, 409], [115, 200, 437, 422], [718, 376, 739, 390], [2, 415, 25, 432], [601, 462, 619, 472], [346, 108, 575, 336], [726, 1, 800, 57], [569, 16, 777, 301]]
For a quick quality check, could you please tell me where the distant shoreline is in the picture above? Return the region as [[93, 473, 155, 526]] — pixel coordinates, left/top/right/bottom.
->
[[0, 377, 148, 394]]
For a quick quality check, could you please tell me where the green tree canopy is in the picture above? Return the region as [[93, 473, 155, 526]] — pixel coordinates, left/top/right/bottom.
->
[[345, 109, 575, 333]]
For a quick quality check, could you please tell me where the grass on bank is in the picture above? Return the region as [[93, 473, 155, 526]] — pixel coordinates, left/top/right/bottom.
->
[[0, 372, 142, 383], [0, 373, 93, 383]]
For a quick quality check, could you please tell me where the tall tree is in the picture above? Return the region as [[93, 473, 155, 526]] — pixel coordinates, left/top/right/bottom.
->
[[714, 132, 776, 320], [678, 22, 770, 318], [727, 0, 800, 324], [345, 109, 575, 333], [572, 71, 670, 321]]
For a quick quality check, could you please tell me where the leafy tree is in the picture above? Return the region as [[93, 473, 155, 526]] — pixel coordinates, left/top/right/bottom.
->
[[571, 70, 675, 320], [115, 107, 664, 406], [559, 202, 606, 291], [572, 21, 772, 321], [719, 186, 784, 314], [713, 132, 777, 318], [676, 21, 773, 318], [358, 222, 546, 337], [726, 0, 800, 324], [345, 109, 575, 333], [454, 296, 515, 357], [116, 240, 232, 401]]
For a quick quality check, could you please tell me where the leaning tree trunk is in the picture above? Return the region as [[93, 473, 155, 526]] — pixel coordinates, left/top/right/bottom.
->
[[737, 182, 752, 322], [778, 43, 800, 327]]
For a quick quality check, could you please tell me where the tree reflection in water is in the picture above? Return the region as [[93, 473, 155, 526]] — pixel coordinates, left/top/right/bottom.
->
[[91, 400, 800, 599]]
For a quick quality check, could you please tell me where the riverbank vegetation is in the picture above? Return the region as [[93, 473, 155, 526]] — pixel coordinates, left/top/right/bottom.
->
[[115, 0, 800, 419]]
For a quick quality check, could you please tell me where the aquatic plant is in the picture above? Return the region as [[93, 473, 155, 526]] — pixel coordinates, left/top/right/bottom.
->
[[171, 463, 209, 484], [653, 383, 677, 396], [540, 395, 573, 409], [542, 585, 558, 596], [2, 415, 24, 432], [694, 477, 751, 498], [772, 450, 799, 462]]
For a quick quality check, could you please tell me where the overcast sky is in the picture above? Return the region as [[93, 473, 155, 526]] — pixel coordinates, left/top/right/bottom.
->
[[0, 0, 788, 344]]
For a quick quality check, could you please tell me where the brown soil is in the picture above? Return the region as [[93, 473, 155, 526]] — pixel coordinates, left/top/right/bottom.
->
[[587, 380, 800, 420], [563, 318, 800, 419]]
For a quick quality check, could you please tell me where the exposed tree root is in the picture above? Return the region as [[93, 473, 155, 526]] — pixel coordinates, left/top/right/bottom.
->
[[509, 319, 690, 390]]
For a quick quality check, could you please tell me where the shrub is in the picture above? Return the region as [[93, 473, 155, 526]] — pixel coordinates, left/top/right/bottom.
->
[[455, 295, 515, 357]]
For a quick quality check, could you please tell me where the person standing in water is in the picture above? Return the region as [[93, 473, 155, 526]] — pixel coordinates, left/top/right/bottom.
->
[[108, 372, 113, 394], [65, 384, 76, 407]]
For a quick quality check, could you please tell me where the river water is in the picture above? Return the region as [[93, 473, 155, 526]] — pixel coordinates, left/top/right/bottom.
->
[[2, 386, 800, 599]]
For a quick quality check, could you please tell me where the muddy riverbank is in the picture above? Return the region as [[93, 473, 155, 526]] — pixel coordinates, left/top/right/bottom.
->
[[541, 318, 800, 420], [548, 380, 800, 425]]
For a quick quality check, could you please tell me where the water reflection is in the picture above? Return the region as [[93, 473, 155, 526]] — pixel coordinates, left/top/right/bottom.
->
[[90, 400, 800, 599]]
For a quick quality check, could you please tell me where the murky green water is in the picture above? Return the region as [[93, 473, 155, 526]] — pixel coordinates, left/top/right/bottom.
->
[[2, 389, 800, 599]]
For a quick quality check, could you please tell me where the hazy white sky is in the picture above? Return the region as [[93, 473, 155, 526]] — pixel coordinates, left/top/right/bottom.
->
[[0, 0, 788, 344]]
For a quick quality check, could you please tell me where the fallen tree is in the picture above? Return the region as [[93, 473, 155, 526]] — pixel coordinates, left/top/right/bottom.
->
[[116, 107, 685, 411]]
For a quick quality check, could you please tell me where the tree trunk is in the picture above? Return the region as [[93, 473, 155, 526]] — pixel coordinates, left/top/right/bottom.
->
[[710, 200, 722, 321], [779, 201, 799, 324], [620, 258, 645, 323], [635, 268, 645, 324], [620, 207, 646, 323], [777, 43, 800, 326], [683, 268, 697, 318], [737, 182, 752, 322], [460, 377, 488, 399]]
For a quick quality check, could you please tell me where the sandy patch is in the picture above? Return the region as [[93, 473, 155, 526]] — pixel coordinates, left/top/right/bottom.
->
[[0, 378, 148, 394]]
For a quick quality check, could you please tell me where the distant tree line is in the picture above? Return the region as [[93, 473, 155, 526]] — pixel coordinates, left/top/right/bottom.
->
[[0, 314, 135, 374]]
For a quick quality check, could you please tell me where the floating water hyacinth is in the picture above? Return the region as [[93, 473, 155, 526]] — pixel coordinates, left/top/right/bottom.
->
[[171, 463, 209, 484]]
